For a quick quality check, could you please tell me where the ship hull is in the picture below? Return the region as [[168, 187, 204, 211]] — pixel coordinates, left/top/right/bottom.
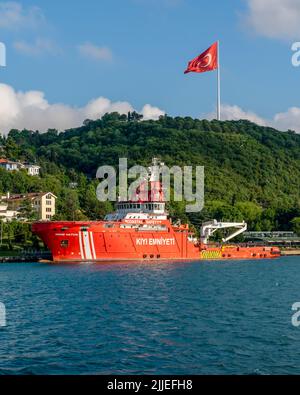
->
[[32, 221, 281, 262]]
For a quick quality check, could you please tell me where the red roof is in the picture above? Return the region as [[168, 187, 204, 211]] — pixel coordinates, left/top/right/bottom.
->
[[4, 192, 57, 201]]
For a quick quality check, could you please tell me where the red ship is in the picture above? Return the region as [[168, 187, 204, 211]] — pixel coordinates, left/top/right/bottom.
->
[[32, 160, 280, 262]]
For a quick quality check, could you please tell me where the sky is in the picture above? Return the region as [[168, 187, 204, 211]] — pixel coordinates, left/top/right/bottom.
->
[[0, 0, 300, 134]]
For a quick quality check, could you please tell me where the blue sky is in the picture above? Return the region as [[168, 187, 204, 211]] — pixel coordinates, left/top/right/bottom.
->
[[0, 0, 300, 133]]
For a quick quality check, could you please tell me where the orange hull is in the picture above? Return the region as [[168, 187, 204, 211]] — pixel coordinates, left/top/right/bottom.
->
[[32, 220, 281, 262]]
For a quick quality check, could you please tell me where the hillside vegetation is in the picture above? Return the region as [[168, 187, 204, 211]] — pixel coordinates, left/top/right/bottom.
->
[[1, 113, 300, 233]]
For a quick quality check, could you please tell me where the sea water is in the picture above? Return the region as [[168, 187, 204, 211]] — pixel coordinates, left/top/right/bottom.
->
[[0, 257, 300, 375]]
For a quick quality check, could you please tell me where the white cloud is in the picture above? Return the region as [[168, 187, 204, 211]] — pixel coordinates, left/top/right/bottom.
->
[[1, 83, 298, 135], [0, 83, 165, 135], [273, 107, 300, 131], [142, 104, 165, 120], [243, 0, 300, 40], [0, 1, 45, 30], [206, 104, 267, 126], [205, 104, 300, 133], [13, 38, 60, 56], [78, 42, 113, 62]]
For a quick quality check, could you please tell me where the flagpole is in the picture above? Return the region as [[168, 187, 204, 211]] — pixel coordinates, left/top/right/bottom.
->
[[217, 40, 221, 121]]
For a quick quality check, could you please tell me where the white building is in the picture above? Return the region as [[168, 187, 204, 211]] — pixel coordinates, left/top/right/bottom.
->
[[30, 192, 57, 220], [1, 192, 57, 221], [24, 164, 41, 176], [0, 203, 19, 223], [0, 159, 40, 176], [0, 159, 19, 171]]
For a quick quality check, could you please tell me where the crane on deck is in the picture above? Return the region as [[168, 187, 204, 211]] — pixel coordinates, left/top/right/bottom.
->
[[200, 220, 247, 244]]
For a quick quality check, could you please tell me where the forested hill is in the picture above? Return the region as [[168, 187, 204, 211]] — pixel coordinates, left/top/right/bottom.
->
[[1, 114, 300, 231]]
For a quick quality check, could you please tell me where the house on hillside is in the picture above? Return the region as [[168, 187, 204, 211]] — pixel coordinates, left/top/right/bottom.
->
[[2, 192, 57, 221], [0, 159, 20, 172], [30, 192, 57, 221], [0, 202, 19, 223], [0, 159, 41, 176], [23, 164, 41, 176]]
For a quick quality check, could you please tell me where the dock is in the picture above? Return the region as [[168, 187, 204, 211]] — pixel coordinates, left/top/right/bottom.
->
[[0, 251, 52, 263], [281, 250, 300, 256]]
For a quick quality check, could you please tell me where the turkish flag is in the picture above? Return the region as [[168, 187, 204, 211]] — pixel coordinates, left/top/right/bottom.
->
[[184, 42, 218, 74]]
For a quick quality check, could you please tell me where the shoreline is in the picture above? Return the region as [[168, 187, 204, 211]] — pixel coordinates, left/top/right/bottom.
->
[[280, 250, 300, 256], [0, 252, 52, 263], [0, 256, 40, 263]]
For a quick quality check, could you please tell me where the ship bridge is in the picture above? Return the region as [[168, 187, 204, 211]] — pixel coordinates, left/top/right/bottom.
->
[[105, 201, 168, 221], [105, 158, 168, 222]]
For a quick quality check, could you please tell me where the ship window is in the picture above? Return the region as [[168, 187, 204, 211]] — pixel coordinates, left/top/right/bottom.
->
[[60, 240, 69, 248], [104, 223, 114, 228]]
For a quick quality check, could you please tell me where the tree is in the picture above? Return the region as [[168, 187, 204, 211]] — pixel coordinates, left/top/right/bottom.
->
[[291, 218, 300, 236], [127, 111, 143, 122], [18, 199, 37, 221], [80, 184, 112, 220], [4, 137, 20, 160], [55, 189, 87, 221], [235, 202, 263, 229]]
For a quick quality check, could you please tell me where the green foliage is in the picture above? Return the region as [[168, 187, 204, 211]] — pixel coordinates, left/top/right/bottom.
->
[[0, 220, 41, 251], [18, 199, 38, 221], [291, 218, 300, 236], [1, 115, 300, 233]]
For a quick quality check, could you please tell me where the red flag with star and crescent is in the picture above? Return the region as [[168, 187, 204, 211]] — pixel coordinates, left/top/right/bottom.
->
[[184, 42, 218, 74]]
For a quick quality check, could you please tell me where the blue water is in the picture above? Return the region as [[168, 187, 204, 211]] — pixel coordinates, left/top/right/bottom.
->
[[0, 257, 300, 375]]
